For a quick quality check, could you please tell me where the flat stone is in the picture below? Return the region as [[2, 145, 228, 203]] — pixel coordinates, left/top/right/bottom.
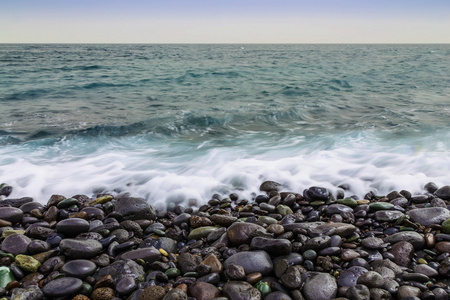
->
[[435, 241, 450, 253], [361, 237, 384, 249], [140, 237, 177, 254], [224, 251, 273, 276], [325, 204, 353, 216], [116, 276, 137, 296], [59, 239, 103, 259], [60, 259, 97, 279], [302, 272, 337, 300], [384, 231, 425, 249], [356, 271, 385, 288], [56, 218, 90, 237], [413, 264, 439, 277], [119, 247, 161, 263], [407, 207, 450, 226], [0, 207, 23, 224], [435, 185, 450, 200], [397, 285, 421, 299], [1, 233, 31, 255], [374, 210, 404, 222], [264, 291, 292, 300], [42, 277, 83, 298], [369, 202, 394, 211], [250, 237, 292, 255], [188, 226, 220, 240], [222, 281, 261, 300]]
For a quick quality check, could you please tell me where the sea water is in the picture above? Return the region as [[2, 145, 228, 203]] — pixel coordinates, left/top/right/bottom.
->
[[1, 44, 449, 209]]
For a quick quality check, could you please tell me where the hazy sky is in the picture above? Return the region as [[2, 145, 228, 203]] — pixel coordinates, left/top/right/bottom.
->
[[1, 0, 449, 43]]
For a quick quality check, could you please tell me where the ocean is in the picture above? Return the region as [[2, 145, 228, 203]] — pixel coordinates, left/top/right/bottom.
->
[[0, 44, 449, 210]]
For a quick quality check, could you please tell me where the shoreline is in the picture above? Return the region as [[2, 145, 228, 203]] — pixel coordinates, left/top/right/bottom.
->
[[0, 181, 449, 299]]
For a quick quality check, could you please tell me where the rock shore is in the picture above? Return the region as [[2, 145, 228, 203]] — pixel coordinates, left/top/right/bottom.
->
[[0, 182, 449, 300]]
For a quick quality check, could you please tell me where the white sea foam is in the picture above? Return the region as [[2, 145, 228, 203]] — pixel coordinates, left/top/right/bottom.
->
[[1, 131, 448, 209]]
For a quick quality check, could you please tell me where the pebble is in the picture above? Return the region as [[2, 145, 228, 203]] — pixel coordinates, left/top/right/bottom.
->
[[0, 182, 448, 300]]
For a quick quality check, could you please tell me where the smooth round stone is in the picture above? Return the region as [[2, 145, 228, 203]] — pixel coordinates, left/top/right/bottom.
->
[[226, 264, 246, 280], [305, 186, 330, 201], [435, 185, 450, 200], [267, 224, 285, 236], [397, 285, 421, 299], [1, 234, 31, 255], [56, 218, 90, 237], [338, 266, 368, 287], [413, 264, 439, 277], [303, 249, 317, 261], [0, 207, 23, 224], [280, 266, 301, 289], [188, 226, 219, 240], [250, 237, 292, 256], [222, 281, 261, 300], [337, 198, 358, 207], [435, 241, 450, 253], [361, 237, 384, 249], [374, 210, 404, 222], [401, 272, 430, 283], [15, 255, 41, 273], [260, 181, 282, 192], [19, 202, 44, 214], [406, 207, 450, 227], [302, 272, 337, 300], [163, 288, 187, 300], [56, 197, 79, 209], [369, 202, 394, 211], [114, 196, 156, 221], [384, 231, 425, 249], [60, 259, 97, 279], [341, 249, 360, 262], [59, 239, 103, 259], [369, 288, 391, 300], [441, 218, 450, 234], [210, 214, 237, 226], [258, 216, 278, 225], [27, 240, 51, 255], [227, 222, 266, 245], [224, 251, 273, 276], [276, 205, 293, 216], [325, 204, 353, 216], [42, 277, 83, 298], [357, 271, 385, 288]]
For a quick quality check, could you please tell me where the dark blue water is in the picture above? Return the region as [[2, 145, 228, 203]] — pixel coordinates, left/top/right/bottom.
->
[[1, 44, 449, 208]]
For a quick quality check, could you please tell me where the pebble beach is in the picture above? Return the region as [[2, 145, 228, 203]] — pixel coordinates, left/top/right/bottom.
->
[[0, 181, 449, 300]]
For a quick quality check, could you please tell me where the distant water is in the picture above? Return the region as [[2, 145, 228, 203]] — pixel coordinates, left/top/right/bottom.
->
[[1, 44, 449, 209]]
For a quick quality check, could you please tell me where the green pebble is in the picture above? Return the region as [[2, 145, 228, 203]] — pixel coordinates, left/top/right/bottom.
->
[[303, 249, 317, 261], [15, 255, 41, 273], [165, 268, 181, 278], [400, 226, 414, 231], [255, 281, 271, 298], [346, 234, 360, 242], [152, 229, 165, 236], [276, 204, 293, 216], [57, 197, 79, 209], [187, 226, 219, 240], [369, 202, 394, 211], [0, 252, 15, 261], [79, 282, 93, 296], [331, 256, 341, 263], [184, 272, 199, 278], [418, 258, 428, 264], [0, 266, 15, 289], [257, 216, 278, 225], [442, 218, 450, 234], [423, 249, 436, 256], [337, 198, 358, 207], [310, 201, 325, 207], [99, 229, 110, 237]]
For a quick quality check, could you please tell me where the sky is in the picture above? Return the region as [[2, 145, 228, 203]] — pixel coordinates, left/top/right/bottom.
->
[[1, 0, 449, 43]]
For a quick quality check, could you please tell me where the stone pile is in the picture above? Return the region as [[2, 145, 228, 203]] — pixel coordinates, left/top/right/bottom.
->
[[0, 181, 449, 300]]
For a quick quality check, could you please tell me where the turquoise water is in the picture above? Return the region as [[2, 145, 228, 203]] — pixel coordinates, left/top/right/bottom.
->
[[1, 44, 449, 208]]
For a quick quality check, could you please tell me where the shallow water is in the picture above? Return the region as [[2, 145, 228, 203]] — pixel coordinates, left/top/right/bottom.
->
[[1, 44, 449, 209]]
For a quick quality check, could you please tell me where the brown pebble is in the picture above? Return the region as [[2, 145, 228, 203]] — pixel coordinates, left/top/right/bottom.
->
[[70, 211, 88, 219], [176, 283, 188, 293], [435, 241, 450, 253], [30, 208, 43, 219], [246, 272, 262, 284], [93, 275, 115, 290], [425, 233, 436, 248], [201, 254, 223, 274], [44, 205, 59, 223], [91, 287, 115, 300], [6, 280, 20, 290], [139, 285, 166, 300], [341, 249, 360, 261], [341, 243, 357, 249], [267, 224, 284, 235], [0, 219, 13, 227]]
